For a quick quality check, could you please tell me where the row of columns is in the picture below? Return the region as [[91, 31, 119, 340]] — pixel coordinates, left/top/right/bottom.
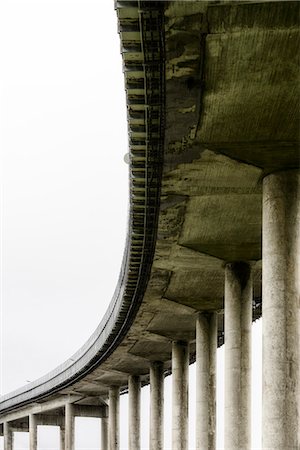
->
[[99, 171, 300, 450], [2, 170, 299, 450]]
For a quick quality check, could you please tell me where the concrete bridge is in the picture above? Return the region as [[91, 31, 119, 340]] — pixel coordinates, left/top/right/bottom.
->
[[0, 1, 299, 449]]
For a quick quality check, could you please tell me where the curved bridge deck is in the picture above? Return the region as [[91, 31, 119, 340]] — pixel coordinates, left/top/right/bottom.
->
[[0, 1, 299, 449]]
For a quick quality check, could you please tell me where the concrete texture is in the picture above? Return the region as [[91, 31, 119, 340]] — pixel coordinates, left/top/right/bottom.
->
[[65, 403, 75, 450], [224, 263, 252, 450], [196, 313, 217, 450], [149, 361, 164, 450], [262, 170, 299, 449], [108, 387, 119, 450], [29, 414, 37, 450], [3, 422, 13, 450], [128, 375, 141, 450], [60, 426, 65, 450], [172, 341, 189, 450], [0, 2, 299, 449], [101, 418, 108, 450]]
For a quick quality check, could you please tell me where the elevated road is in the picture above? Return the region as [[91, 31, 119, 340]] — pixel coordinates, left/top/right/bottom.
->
[[0, 1, 299, 449]]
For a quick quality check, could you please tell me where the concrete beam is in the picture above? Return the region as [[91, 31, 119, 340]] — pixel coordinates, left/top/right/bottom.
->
[[128, 375, 141, 450], [0, 395, 82, 424], [196, 312, 217, 450], [35, 414, 64, 427], [224, 262, 252, 450], [262, 170, 299, 449], [172, 341, 189, 450], [149, 361, 164, 450], [73, 404, 107, 418]]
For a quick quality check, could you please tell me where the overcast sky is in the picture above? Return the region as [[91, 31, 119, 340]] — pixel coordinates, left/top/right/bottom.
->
[[0, 1, 262, 449]]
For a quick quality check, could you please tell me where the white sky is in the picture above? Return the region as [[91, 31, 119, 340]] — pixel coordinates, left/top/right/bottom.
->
[[0, 1, 262, 449]]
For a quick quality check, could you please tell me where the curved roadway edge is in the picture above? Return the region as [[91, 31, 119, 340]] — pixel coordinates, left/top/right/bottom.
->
[[0, 0, 165, 414]]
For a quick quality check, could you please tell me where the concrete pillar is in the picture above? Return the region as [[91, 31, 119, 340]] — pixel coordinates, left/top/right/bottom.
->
[[196, 312, 217, 450], [108, 386, 120, 450], [128, 375, 141, 450], [3, 422, 13, 450], [60, 426, 65, 450], [149, 361, 164, 450], [262, 170, 299, 449], [65, 403, 75, 450], [101, 418, 108, 450], [224, 262, 252, 450], [29, 414, 38, 450], [172, 340, 189, 450]]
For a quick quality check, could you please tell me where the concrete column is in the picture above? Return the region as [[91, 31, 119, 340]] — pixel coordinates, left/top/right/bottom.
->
[[224, 262, 252, 450], [60, 426, 65, 450], [196, 312, 217, 450], [149, 361, 164, 450], [108, 386, 119, 450], [262, 170, 299, 449], [65, 403, 75, 450], [29, 414, 38, 450], [128, 375, 141, 450], [172, 340, 189, 450], [101, 418, 108, 450], [3, 422, 13, 450]]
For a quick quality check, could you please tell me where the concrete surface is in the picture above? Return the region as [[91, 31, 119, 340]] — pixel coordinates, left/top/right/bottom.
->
[[0, 2, 299, 449]]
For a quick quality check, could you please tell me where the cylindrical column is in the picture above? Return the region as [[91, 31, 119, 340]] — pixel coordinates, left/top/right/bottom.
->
[[101, 418, 108, 450], [149, 361, 164, 450], [29, 414, 38, 450], [128, 375, 141, 450], [262, 170, 299, 449], [224, 261, 252, 450], [65, 403, 75, 450], [108, 386, 120, 450], [60, 426, 65, 450], [3, 422, 13, 450], [196, 312, 217, 450], [172, 340, 189, 450]]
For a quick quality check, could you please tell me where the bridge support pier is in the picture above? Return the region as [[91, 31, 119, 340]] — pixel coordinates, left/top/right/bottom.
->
[[29, 414, 37, 450], [224, 262, 252, 450], [65, 403, 75, 450], [172, 340, 189, 450], [128, 375, 141, 450], [101, 418, 108, 450], [196, 312, 217, 450], [149, 361, 164, 450], [60, 425, 65, 450], [108, 386, 119, 450], [262, 170, 299, 449], [3, 422, 13, 450]]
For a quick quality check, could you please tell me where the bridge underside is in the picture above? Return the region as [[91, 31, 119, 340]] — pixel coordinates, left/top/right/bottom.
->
[[1, 1, 299, 449]]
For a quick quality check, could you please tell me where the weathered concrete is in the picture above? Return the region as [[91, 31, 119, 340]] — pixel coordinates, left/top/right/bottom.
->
[[65, 403, 75, 450], [101, 418, 108, 450], [149, 361, 164, 450], [224, 262, 252, 449], [0, 3, 299, 448], [172, 341, 189, 450], [3, 422, 13, 450], [29, 414, 37, 450], [196, 312, 217, 450], [108, 387, 120, 450], [128, 375, 141, 450], [262, 170, 299, 449], [60, 426, 65, 450]]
